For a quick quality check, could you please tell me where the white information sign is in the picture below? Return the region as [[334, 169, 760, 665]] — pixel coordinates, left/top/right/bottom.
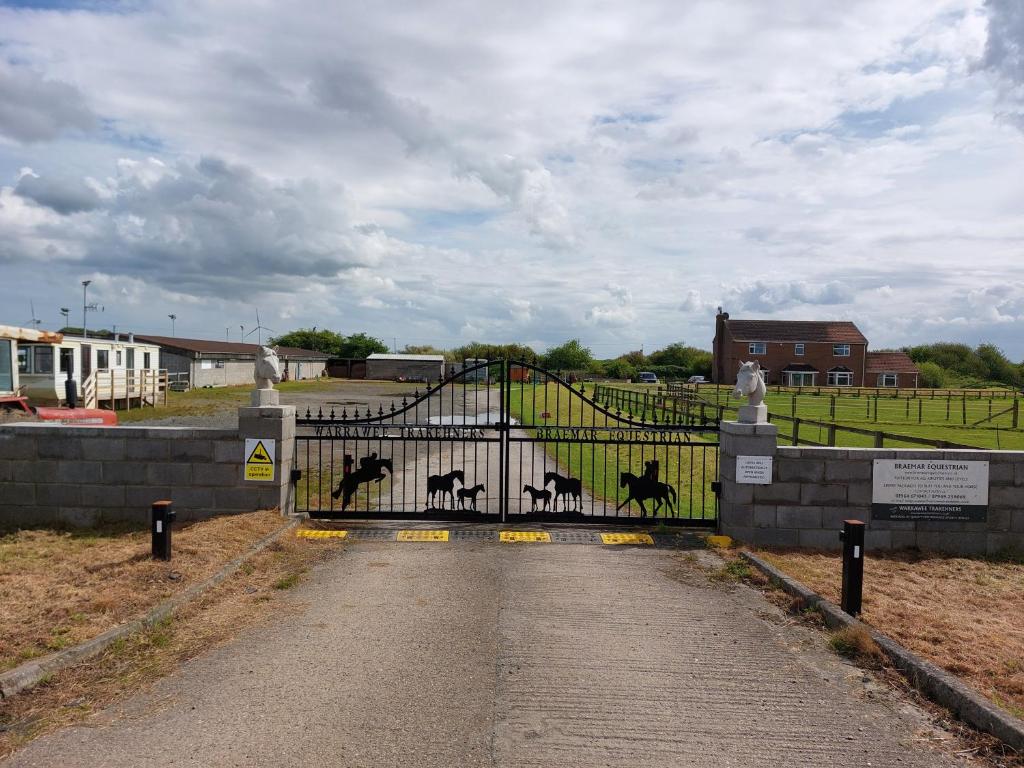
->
[[736, 455, 773, 485], [872, 459, 988, 522]]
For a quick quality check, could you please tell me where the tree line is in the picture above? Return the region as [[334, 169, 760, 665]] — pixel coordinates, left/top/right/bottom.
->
[[268, 329, 712, 380], [905, 343, 1024, 389]]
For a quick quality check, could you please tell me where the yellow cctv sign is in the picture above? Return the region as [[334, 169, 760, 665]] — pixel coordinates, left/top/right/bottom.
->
[[244, 438, 276, 482]]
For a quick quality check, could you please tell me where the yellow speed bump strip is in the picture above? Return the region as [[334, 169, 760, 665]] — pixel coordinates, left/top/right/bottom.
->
[[397, 530, 449, 542], [600, 532, 654, 546], [297, 530, 348, 539], [499, 531, 551, 543]]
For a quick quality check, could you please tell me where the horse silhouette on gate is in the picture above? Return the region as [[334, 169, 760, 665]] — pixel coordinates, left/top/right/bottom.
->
[[457, 484, 486, 511], [427, 469, 465, 509], [331, 453, 393, 511], [617, 470, 677, 517], [543, 471, 582, 512], [522, 484, 551, 512]]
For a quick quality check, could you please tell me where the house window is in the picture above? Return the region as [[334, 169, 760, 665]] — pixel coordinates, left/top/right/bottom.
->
[[748, 342, 767, 355], [126, 349, 135, 369], [0, 340, 12, 392], [215, 360, 225, 369], [59, 348, 74, 374], [115, 350, 123, 366], [96, 350, 109, 369], [17, 347, 30, 374], [33, 347, 54, 374], [878, 373, 898, 387], [833, 344, 850, 357], [785, 371, 814, 386], [144, 352, 151, 369], [828, 371, 853, 386], [794, 343, 805, 356], [201, 359, 214, 370]]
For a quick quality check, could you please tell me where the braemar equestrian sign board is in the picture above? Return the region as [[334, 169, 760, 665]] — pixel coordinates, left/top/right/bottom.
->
[[872, 459, 988, 522]]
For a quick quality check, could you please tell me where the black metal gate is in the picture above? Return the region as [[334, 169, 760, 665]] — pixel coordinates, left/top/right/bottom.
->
[[293, 360, 719, 525]]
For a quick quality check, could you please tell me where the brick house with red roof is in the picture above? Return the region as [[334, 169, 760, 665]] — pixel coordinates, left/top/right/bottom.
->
[[712, 312, 917, 387]]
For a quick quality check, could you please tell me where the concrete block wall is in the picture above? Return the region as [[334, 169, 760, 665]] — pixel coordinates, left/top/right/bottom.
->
[[0, 414, 293, 528], [720, 421, 1024, 556]]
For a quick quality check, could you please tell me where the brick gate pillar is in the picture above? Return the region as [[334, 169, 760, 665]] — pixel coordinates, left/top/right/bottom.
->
[[237, 404, 297, 516], [719, 421, 778, 543]]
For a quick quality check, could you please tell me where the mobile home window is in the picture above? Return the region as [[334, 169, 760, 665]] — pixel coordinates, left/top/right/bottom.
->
[[748, 342, 767, 355], [59, 348, 74, 374], [144, 352, 151, 369], [116, 350, 123, 366], [33, 347, 54, 374], [215, 360, 225, 369], [878, 373, 897, 387], [126, 348, 135, 369], [96, 349, 109, 369], [832, 344, 850, 356], [0, 340, 12, 392], [17, 347, 30, 374], [794, 343, 805, 356]]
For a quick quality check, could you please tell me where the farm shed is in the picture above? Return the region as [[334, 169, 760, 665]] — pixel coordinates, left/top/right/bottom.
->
[[136, 336, 328, 388], [365, 353, 445, 383]]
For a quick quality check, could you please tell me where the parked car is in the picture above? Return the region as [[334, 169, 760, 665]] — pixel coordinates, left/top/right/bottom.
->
[[637, 371, 659, 384], [687, 375, 708, 384]]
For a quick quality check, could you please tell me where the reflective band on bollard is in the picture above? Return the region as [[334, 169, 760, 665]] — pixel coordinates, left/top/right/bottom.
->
[[839, 519, 865, 616], [152, 500, 176, 561]]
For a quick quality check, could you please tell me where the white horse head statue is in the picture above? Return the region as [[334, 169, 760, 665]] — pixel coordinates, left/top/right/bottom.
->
[[254, 346, 282, 390], [732, 360, 766, 407]]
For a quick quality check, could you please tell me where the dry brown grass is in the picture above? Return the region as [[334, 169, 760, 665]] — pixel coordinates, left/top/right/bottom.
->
[[757, 548, 1024, 719], [0, 525, 343, 757], [0, 510, 288, 671]]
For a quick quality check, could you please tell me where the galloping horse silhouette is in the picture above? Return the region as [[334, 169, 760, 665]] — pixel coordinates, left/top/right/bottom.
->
[[331, 454, 393, 511], [617, 471, 676, 517], [544, 471, 582, 512], [427, 469, 465, 509]]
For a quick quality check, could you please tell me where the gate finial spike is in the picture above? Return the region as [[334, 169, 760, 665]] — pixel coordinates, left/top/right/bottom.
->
[[378, 405, 384, 416], [329, 407, 335, 420], [304, 406, 311, 419], [341, 408, 348, 419], [317, 406, 323, 419]]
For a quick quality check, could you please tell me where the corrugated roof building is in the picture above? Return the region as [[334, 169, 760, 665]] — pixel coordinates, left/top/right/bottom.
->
[[365, 353, 445, 383]]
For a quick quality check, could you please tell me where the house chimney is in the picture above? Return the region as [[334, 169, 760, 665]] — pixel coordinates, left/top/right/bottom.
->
[[128, 332, 134, 343], [114, 332, 120, 342]]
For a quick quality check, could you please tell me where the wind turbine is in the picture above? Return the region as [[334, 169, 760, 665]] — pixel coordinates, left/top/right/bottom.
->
[[25, 301, 43, 328], [243, 309, 274, 346]]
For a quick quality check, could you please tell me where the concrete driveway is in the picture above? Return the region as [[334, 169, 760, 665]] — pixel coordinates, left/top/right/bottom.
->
[[3, 538, 961, 767]]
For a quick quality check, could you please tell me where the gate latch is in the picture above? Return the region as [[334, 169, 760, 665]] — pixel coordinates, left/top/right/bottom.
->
[[710, 480, 722, 495], [493, 420, 510, 431]]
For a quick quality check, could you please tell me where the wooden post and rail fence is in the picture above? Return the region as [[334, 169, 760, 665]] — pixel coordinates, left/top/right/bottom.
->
[[80, 369, 170, 410]]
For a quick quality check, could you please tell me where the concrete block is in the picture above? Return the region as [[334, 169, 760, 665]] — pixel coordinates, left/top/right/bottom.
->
[[192, 463, 242, 487], [168, 486, 216, 510], [213, 440, 244, 464], [988, 462, 1014, 485], [720, 525, 755, 545], [753, 505, 776, 528], [102, 461, 149, 485], [866, 517, 915, 531], [214, 487, 272, 511], [777, 506, 822, 529], [0, 506, 57, 529], [917, 520, 966, 532], [1012, 510, 1024, 533], [754, 528, 799, 548], [126, 439, 169, 461], [776, 459, 824, 483], [917, 531, 987, 556], [126, 486, 171, 509], [798, 528, 841, 550], [56, 461, 102, 484], [822, 507, 853, 530], [865, 530, 892, 550], [824, 460, 872, 482], [0, 483, 36, 506], [0, 433, 36, 460], [83, 438, 126, 461], [847, 481, 872, 506], [985, 508, 1011, 531], [800, 484, 846, 505], [145, 463, 192, 486], [56, 507, 102, 527], [720, 458, 735, 481], [36, 484, 81, 507], [752, 482, 800, 504], [1015, 462, 1024, 487], [891, 530, 920, 550], [779, 447, 847, 460], [989, 486, 1022, 509], [723, 435, 777, 457], [80, 485, 127, 508], [720, 479, 753, 505], [36, 436, 82, 460], [987, 532, 1024, 556], [170, 440, 214, 462], [718, 502, 753, 528], [0, 460, 10, 482]]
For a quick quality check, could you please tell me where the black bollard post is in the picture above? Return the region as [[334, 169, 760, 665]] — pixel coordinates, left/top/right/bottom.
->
[[839, 519, 865, 616], [152, 500, 176, 561], [64, 358, 78, 409]]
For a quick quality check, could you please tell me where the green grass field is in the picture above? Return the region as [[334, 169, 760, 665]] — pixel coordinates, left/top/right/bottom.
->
[[508, 382, 718, 520], [595, 383, 1024, 450]]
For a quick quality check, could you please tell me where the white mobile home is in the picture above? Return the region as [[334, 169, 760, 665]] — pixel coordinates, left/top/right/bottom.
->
[[1, 325, 64, 399], [17, 333, 163, 408]]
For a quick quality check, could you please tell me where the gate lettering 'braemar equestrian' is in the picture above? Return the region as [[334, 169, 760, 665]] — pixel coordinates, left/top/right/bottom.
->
[[293, 360, 719, 525]]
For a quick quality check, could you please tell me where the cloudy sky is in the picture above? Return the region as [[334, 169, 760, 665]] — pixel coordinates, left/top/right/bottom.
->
[[1, 0, 1023, 356]]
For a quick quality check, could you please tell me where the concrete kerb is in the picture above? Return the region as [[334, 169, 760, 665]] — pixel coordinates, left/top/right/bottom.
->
[[740, 550, 1024, 753], [0, 516, 300, 700]]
